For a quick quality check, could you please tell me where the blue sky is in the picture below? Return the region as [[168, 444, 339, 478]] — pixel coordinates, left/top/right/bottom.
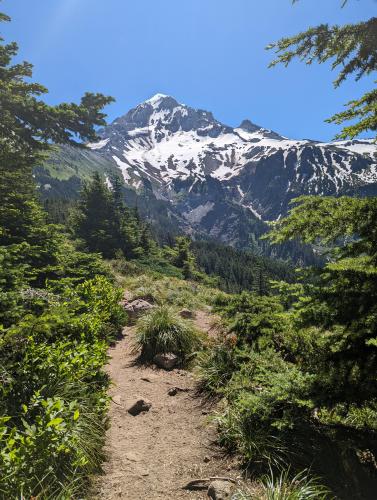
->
[[2, 0, 376, 140]]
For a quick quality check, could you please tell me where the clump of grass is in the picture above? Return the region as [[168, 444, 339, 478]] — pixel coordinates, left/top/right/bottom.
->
[[233, 469, 331, 500], [196, 341, 239, 393], [134, 305, 202, 362], [261, 468, 331, 500]]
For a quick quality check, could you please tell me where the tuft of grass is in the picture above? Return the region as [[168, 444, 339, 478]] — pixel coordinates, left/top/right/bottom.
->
[[196, 341, 239, 393], [233, 469, 332, 500], [134, 305, 202, 362], [261, 468, 331, 500]]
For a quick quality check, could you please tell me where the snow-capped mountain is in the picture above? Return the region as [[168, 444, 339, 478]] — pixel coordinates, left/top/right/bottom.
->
[[87, 94, 377, 222], [39, 94, 376, 259]]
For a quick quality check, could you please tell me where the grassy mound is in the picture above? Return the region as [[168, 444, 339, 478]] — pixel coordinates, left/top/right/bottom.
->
[[134, 305, 201, 363]]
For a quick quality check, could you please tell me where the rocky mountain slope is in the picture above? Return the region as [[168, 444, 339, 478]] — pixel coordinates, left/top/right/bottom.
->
[[38, 94, 377, 256]]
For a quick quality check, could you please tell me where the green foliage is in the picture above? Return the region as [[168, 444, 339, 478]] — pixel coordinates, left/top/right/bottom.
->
[[72, 173, 155, 259], [0, 393, 105, 498], [196, 341, 240, 393], [260, 468, 331, 500], [0, 275, 124, 498], [268, 10, 377, 139], [120, 269, 219, 310], [267, 196, 377, 403], [234, 468, 331, 499], [214, 349, 314, 466], [192, 240, 295, 294], [197, 194, 377, 496], [170, 236, 197, 279], [0, 7, 122, 497], [0, 12, 113, 163], [217, 292, 290, 351], [134, 305, 201, 362], [0, 243, 29, 326]]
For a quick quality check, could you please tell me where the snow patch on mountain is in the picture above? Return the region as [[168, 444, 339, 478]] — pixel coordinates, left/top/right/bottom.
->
[[87, 138, 110, 150]]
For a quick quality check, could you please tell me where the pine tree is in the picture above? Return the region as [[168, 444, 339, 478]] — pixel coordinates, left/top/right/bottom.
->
[[267, 195, 377, 402], [172, 237, 196, 279], [140, 224, 154, 254], [72, 173, 119, 257], [0, 8, 114, 284], [73, 174, 155, 259]]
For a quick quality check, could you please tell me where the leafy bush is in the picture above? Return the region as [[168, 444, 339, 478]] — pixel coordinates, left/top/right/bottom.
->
[[0, 275, 124, 498], [0, 391, 106, 498], [134, 305, 201, 362]]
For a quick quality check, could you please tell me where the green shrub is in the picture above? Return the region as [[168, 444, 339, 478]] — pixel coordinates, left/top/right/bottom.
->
[[0, 390, 107, 498], [0, 274, 124, 498], [134, 305, 201, 362], [214, 349, 314, 467], [216, 292, 290, 351]]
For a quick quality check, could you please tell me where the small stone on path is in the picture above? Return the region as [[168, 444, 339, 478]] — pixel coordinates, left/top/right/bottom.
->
[[113, 394, 122, 405], [123, 299, 154, 321], [153, 352, 179, 370], [207, 480, 233, 499], [127, 398, 152, 416], [124, 451, 141, 462]]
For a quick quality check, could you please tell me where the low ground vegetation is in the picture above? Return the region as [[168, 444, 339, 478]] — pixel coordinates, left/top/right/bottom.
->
[[0, 269, 125, 497], [234, 468, 331, 500], [134, 305, 202, 363]]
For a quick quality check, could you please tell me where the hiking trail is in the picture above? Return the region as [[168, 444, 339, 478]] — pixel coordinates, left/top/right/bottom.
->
[[93, 310, 240, 499]]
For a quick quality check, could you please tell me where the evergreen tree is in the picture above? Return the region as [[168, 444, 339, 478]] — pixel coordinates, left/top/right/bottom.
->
[[268, 2, 377, 139], [192, 240, 294, 293], [0, 10, 113, 164], [0, 8, 114, 285], [73, 173, 155, 259], [172, 237, 196, 279], [140, 223, 155, 254], [267, 195, 377, 402], [72, 173, 119, 257]]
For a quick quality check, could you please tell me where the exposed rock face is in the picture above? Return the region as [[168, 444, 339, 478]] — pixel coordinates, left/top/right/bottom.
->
[[127, 398, 152, 416], [207, 480, 233, 499], [153, 353, 179, 370]]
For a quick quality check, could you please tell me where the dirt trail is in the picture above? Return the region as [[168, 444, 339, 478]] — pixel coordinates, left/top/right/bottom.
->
[[93, 312, 238, 500]]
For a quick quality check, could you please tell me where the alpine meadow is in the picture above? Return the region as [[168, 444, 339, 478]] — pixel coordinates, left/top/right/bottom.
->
[[1, 1, 377, 499]]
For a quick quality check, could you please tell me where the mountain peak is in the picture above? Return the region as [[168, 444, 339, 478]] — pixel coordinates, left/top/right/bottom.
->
[[143, 93, 180, 109], [146, 93, 169, 104], [239, 119, 262, 133]]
